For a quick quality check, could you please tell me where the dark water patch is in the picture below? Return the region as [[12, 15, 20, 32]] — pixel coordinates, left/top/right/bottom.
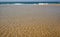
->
[[0, 2, 60, 5]]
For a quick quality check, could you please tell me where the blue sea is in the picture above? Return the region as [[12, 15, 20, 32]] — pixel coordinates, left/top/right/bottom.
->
[[0, 2, 60, 5]]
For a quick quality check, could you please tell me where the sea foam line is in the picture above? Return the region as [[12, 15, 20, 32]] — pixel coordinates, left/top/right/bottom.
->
[[0, 3, 48, 5]]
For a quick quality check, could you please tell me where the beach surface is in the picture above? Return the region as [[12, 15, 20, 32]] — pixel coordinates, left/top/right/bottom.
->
[[0, 4, 60, 37]]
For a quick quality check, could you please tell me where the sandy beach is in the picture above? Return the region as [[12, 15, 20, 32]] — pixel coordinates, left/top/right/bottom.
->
[[0, 4, 60, 37]]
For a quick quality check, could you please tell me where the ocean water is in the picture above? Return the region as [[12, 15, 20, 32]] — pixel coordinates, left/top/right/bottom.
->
[[0, 2, 60, 5]]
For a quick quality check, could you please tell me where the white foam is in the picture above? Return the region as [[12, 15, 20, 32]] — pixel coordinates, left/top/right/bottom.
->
[[38, 3, 48, 5]]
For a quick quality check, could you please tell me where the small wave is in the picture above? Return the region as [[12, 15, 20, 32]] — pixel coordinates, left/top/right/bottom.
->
[[0, 3, 48, 5]]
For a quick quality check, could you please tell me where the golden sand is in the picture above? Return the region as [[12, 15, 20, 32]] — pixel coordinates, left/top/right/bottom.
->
[[0, 4, 60, 37]]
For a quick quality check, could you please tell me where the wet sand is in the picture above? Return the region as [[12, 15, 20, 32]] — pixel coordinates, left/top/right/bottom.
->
[[0, 4, 60, 37]]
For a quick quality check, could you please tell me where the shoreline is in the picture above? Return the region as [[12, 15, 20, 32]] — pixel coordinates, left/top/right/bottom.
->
[[0, 4, 60, 6]]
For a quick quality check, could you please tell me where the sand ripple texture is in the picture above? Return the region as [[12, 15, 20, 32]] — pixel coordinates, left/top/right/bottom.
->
[[0, 5, 60, 37], [0, 17, 60, 37]]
